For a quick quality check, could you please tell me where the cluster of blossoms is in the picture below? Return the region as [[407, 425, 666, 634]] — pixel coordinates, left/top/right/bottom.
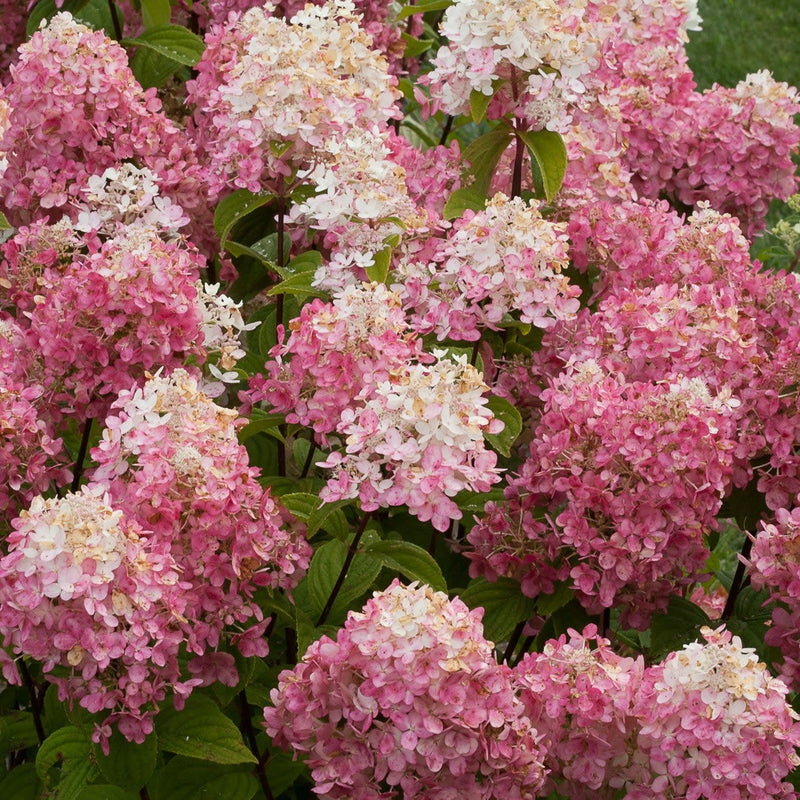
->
[[319, 353, 504, 532], [748, 507, 800, 689], [0, 13, 212, 249], [0, 486, 194, 743], [425, 0, 608, 132], [0, 370, 311, 744], [187, 0, 401, 198], [627, 626, 800, 799], [515, 625, 644, 797], [292, 127, 427, 278], [265, 580, 547, 799], [562, 1, 800, 231], [0, 219, 206, 420], [249, 282, 427, 440], [469, 364, 739, 626], [394, 193, 579, 341], [267, 585, 800, 799]]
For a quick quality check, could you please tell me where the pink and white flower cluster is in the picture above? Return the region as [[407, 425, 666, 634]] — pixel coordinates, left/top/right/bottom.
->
[[188, 0, 400, 198], [425, 0, 608, 132], [267, 586, 800, 800], [748, 506, 800, 690], [0, 370, 311, 744], [265, 580, 547, 799], [395, 193, 579, 341]]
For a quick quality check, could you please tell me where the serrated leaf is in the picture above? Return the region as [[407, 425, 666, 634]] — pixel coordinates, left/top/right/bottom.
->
[[149, 757, 257, 800], [37, 726, 97, 800], [91, 729, 157, 790], [469, 88, 493, 124], [649, 596, 711, 659], [279, 492, 322, 521], [156, 695, 257, 765], [141, 0, 171, 27], [306, 539, 382, 619], [365, 246, 392, 284], [484, 395, 522, 457], [307, 498, 353, 538], [396, 0, 452, 20], [364, 540, 446, 592], [516, 129, 567, 203], [443, 188, 486, 221], [122, 24, 205, 66], [0, 712, 39, 752], [213, 190, 276, 248], [461, 127, 513, 197], [459, 577, 535, 644]]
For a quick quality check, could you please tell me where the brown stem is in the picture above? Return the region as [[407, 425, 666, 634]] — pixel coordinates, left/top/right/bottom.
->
[[300, 439, 317, 479], [501, 620, 526, 664], [721, 537, 753, 621], [317, 513, 372, 626], [439, 115, 454, 146], [108, 0, 123, 40], [19, 660, 45, 745], [239, 690, 274, 800], [70, 417, 94, 493], [511, 130, 525, 200]]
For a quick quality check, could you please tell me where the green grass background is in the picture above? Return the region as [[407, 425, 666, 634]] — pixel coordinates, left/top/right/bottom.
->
[[686, 0, 800, 90]]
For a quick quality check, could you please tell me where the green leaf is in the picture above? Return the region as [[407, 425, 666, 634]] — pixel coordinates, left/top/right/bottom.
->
[[443, 188, 486, 221], [43, 684, 70, 735], [267, 270, 328, 300], [0, 211, 11, 231], [141, 0, 171, 28], [649, 596, 711, 659], [77, 787, 139, 800], [364, 540, 446, 592], [306, 538, 382, 619], [149, 757, 258, 800], [396, 0, 452, 20], [0, 712, 39, 753], [459, 577, 535, 644], [36, 726, 99, 800], [122, 24, 205, 66], [453, 487, 506, 515], [129, 47, 180, 90], [155, 695, 257, 765], [516, 129, 567, 203], [536, 581, 574, 616], [279, 492, 323, 521], [484, 395, 523, 458], [91, 729, 157, 790], [469, 88, 493, 124], [461, 127, 513, 197], [307, 499, 353, 539], [27, 0, 90, 36], [213, 190, 276, 248], [0, 764, 43, 800], [264, 750, 309, 796], [238, 411, 286, 444], [365, 246, 392, 284], [401, 33, 435, 57]]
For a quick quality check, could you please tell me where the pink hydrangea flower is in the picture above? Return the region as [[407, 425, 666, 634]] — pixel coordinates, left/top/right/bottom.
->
[[265, 580, 546, 799]]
